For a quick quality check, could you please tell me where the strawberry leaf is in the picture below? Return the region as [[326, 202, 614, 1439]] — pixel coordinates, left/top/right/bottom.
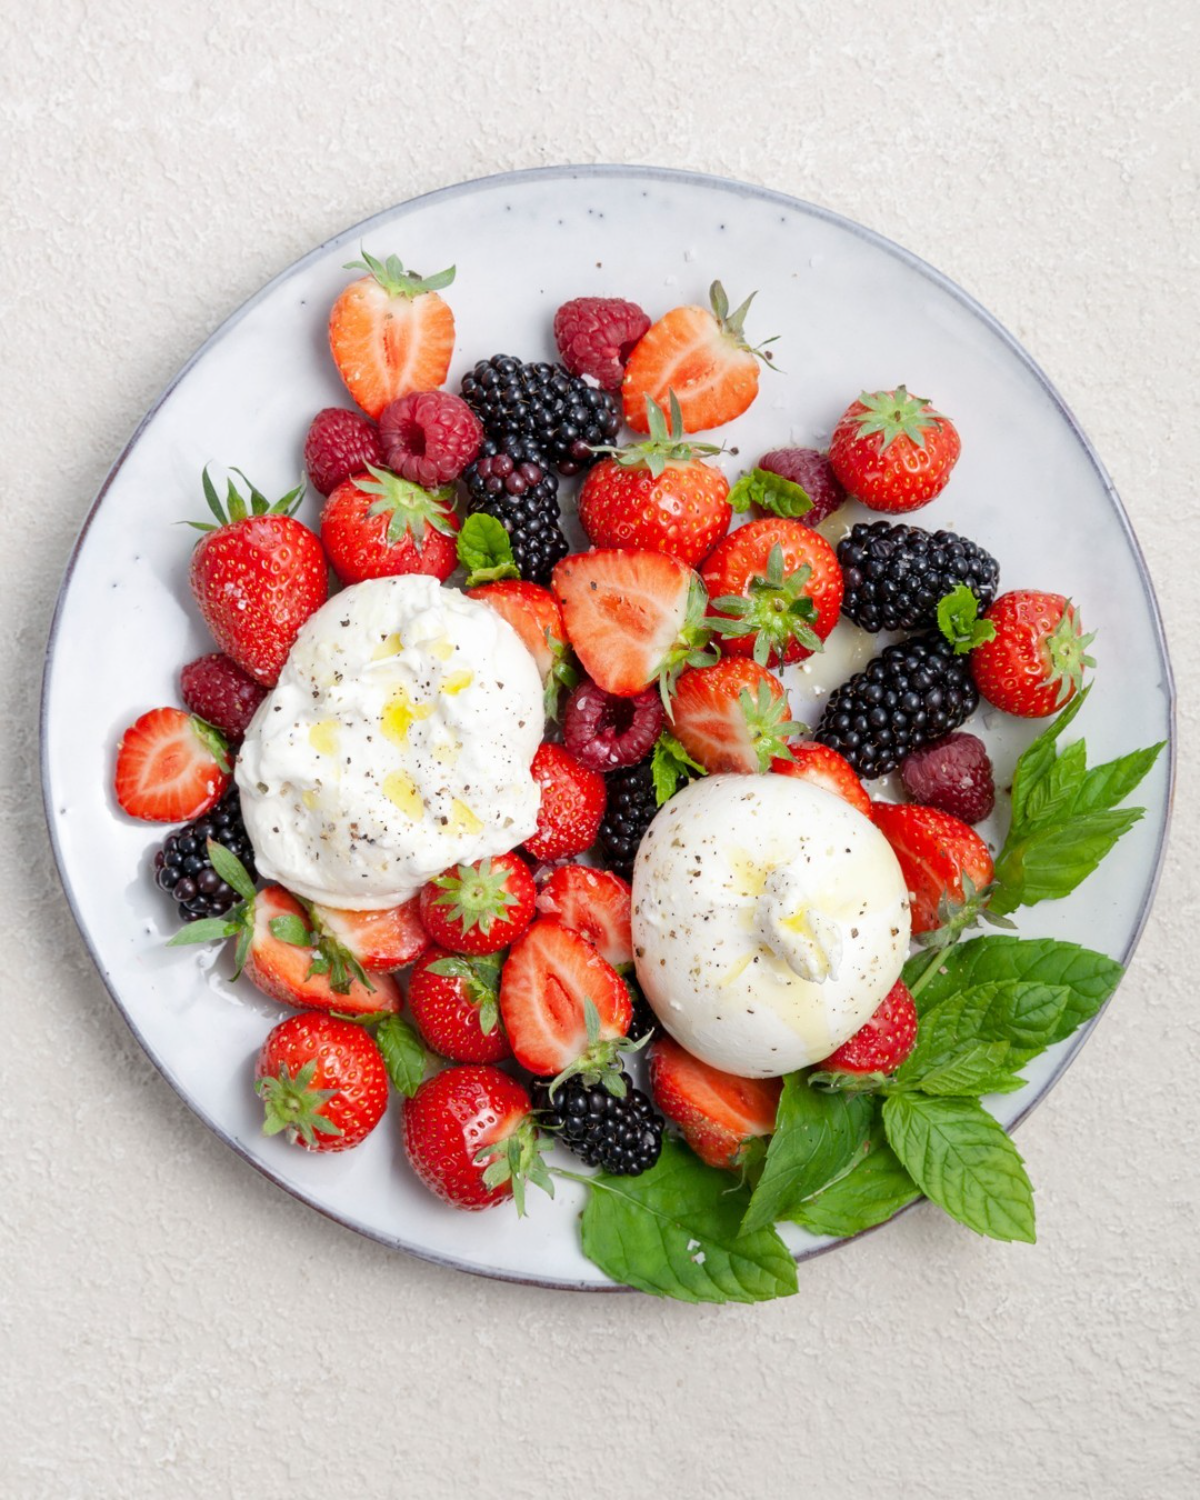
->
[[651, 731, 706, 806]]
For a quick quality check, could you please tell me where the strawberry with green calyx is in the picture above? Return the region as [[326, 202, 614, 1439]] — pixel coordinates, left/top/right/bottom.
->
[[702, 521, 843, 667], [937, 583, 998, 654], [829, 386, 962, 513], [971, 590, 1096, 717], [418, 852, 536, 957], [320, 465, 459, 586], [671, 658, 805, 775], [255, 1012, 388, 1152], [546, 998, 652, 1103], [408, 948, 512, 1065], [579, 393, 731, 566]]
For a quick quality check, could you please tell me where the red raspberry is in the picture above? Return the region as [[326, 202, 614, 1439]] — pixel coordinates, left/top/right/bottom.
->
[[180, 653, 267, 743], [901, 731, 995, 824], [379, 390, 483, 488], [304, 407, 384, 496], [758, 448, 847, 526], [562, 679, 664, 772], [553, 297, 651, 390]]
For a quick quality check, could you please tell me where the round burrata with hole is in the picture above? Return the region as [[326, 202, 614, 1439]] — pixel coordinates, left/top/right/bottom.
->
[[631, 774, 911, 1077], [236, 575, 544, 908]]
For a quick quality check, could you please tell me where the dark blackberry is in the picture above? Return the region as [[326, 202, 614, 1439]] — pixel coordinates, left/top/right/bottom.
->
[[624, 976, 660, 1044], [596, 758, 657, 882], [838, 521, 999, 634], [460, 433, 568, 585], [153, 789, 257, 923], [815, 632, 979, 779], [533, 1072, 663, 1175], [459, 355, 620, 476]]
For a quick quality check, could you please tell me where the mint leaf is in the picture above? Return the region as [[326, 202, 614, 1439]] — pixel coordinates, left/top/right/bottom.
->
[[901, 1040, 1022, 1097], [651, 731, 706, 805], [375, 1015, 427, 1098], [882, 1094, 1036, 1242], [456, 513, 519, 586], [576, 1137, 797, 1304], [992, 807, 1147, 915], [741, 1075, 872, 1234], [901, 980, 1072, 1069], [1068, 742, 1166, 819], [936, 584, 996, 654], [727, 466, 813, 519], [788, 1121, 921, 1237], [1008, 689, 1090, 830]]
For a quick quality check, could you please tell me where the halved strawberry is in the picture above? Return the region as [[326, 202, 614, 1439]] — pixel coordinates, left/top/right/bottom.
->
[[648, 1035, 781, 1171], [816, 979, 917, 1075], [770, 741, 872, 819], [499, 919, 632, 1078], [114, 708, 230, 823], [328, 251, 456, 419], [551, 548, 716, 699], [535, 865, 633, 971], [310, 896, 428, 971], [671, 659, 802, 774], [244, 887, 401, 1015], [622, 281, 773, 434], [466, 579, 578, 717], [870, 801, 994, 935]]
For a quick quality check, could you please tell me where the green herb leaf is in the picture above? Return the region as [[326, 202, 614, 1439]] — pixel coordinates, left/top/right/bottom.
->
[[167, 916, 238, 946], [726, 466, 813, 519], [575, 1137, 797, 1304], [205, 840, 258, 903], [269, 913, 315, 949], [650, 731, 707, 805], [788, 1121, 921, 1237], [882, 1094, 1036, 1242], [899, 1040, 1021, 1097], [936, 584, 996, 654], [898, 980, 1072, 1075], [375, 1015, 428, 1098], [741, 1075, 872, 1234], [456, 513, 519, 586]]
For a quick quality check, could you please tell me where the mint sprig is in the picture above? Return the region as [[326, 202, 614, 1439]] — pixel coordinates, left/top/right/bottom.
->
[[456, 513, 519, 586], [375, 1015, 428, 1098], [726, 466, 813, 519]]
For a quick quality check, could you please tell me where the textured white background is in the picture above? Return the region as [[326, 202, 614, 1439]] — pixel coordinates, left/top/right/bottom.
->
[[3, 1, 1196, 1495]]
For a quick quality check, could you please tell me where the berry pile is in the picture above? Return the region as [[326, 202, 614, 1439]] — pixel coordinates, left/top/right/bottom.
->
[[459, 356, 620, 476], [460, 434, 567, 584], [154, 789, 257, 922]]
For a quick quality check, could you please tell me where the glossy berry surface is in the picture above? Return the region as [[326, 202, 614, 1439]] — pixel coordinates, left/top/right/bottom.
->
[[838, 521, 999, 634], [596, 758, 658, 882], [561, 679, 665, 772], [459, 355, 620, 476], [553, 296, 650, 389], [180, 653, 267, 744], [154, 788, 257, 922], [533, 1072, 663, 1176], [460, 434, 567, 585]]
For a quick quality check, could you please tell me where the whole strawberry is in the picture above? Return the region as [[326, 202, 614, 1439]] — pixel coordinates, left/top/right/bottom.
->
[[303, 407, 384, 496], [553, 296, 651, 390], [320, 465, 459, 586], [524, 744, 607, 862], [188, 468, 328, 687], [180, 653, 267, 744], [829, 386, 961, 513], [255, 1012, 389, 1152], [407, 948, 511, 1064], [971, 591, 1095, 717], [579, 394, 731, 566], [816, 980, 918, 1075], [418, 853, 536, 957]]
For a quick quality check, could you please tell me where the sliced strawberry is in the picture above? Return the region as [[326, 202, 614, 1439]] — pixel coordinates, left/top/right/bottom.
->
[[114, 708, 230, 823], [310, 896, 428, 971], [770, 741, 872, 819], [328, 252, 456, 419], [870, 801, 994, 935], [551, 548, 715, 698], [499, 919, 631, 1077], [817, 979, 917, 1075], [535, 865, 633, 971], [244, 886, 401, 1015], [648, 1035, 781, 1171], [466, 579, 577, 717], [671, 658, 801, 774]]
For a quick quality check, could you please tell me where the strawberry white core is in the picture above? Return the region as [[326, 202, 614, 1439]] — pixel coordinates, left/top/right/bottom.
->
[[236, 575, 543, 909], [631, 775, 911, 1077]]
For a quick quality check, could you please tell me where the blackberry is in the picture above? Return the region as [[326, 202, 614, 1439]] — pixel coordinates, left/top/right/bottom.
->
[[460, 433, 568, 585], [815, 632, 979, 779], [533, 1072, 663, 1175], [459, 355, 620, 475], [153, 789, 257, 922], [624, 976, 660, 1044], [596, 758, 657, 881], [838, 521, 999, 634]]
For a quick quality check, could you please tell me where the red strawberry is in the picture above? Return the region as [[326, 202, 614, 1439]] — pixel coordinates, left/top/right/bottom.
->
[[303, 407, 384, 497], [553, 296, 651, 389], [648, 1035, 781, 1171], [378, 389, 482, 487], [671, 658, 801, 774], [829, 386, 962, 513], [402, 1065, 549, 1212], [255, 1011, 389, 1152], [499, 919, 632, 1078], [310, 896, 428, 971], [465, 579, 577, 717], [757, 448, 847, 526], [407, 947, 511, 1064], [418, 853, 536, 956], [700, 517, 843, 667], [180, 653, 267, 744], [524, 744, 607, 863], [551, 548, 716, 699], [535, 865, 633, 970], [578, 395, 731, 565], [770, 741, 872, 820], [971, 591, 1095, 718], [871, 801, 994, 935], [243, 886, 402, 1015], [188, 469, 328, 687], [817, 979, 918, 1075], [328, 251, 456, 419], [622, 281, 772, 434], [114, 708, 230, 822], [561, 679, 664, 772], [320, 466, 458, 586]]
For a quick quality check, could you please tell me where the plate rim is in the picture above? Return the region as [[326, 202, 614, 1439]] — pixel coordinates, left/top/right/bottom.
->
[[39, 162, 1178, 1294]]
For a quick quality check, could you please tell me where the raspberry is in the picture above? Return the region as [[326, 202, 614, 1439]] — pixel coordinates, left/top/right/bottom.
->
[[180, 653, 267, 744], [562, 680, 664, 772], [304, 407, 383, 496], [379, 390, 483, 488], [901, 731, 995, 824], [758, 448, 847, 526], [552, 297, 651, 390]]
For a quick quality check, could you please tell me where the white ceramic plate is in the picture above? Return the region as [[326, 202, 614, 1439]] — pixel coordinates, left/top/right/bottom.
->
[[42, 166, 1175, 1291]]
